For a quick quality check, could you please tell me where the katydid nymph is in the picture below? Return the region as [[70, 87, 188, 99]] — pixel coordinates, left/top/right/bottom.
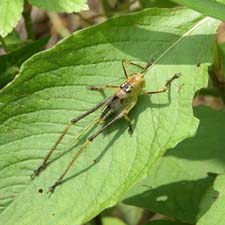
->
[[31, 60, 181, 193]]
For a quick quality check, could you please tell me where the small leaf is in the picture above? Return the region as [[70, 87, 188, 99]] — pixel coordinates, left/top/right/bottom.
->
[[0, 0, 24, 37], [28, 0, 88, 13], [0, 8, 219, 225]]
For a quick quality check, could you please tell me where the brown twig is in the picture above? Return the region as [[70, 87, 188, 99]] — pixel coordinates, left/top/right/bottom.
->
[[47, 13, 70, 38]]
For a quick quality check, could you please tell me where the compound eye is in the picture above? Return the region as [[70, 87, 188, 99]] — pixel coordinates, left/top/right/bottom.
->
[[120, 83, 132, 93], [125, 85, 131, 93]]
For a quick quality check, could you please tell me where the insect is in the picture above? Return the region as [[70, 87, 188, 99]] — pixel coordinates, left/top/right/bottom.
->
[[31, 59, 181, 193]]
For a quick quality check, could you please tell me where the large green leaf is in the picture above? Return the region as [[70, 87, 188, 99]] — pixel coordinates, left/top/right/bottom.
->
[[0, 0, 24, 37], [197, 174, 225, 225], [0, 8, 219, 225], [171, 0, 225, 21], [124, 106, 225, 223], [28, 0, 88, 13]]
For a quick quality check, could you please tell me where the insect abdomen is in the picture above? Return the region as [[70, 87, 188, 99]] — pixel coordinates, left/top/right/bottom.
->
[[100, 96, 123, 122]]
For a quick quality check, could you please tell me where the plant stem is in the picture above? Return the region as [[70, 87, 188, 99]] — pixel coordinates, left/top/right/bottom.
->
[[23, 1, 34, 39], [47, 13, 70, 38]]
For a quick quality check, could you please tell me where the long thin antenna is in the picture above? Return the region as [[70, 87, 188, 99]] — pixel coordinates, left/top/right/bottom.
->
[[144, 17, 210, 75]]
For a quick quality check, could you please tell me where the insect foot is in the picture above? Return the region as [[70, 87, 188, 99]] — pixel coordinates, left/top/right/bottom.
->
[[174, 73, 182, 79], [31, 165, 46, 179], [48, 180, 61, 193], [86, 85, 100, 91], [146, 58, 155, 68]]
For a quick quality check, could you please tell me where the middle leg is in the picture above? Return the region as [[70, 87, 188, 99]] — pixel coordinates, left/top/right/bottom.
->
[[124, 114, 133, 135]]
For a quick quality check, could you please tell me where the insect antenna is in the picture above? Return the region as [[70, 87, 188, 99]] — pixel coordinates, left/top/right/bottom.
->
[[142, 48, 166, 75]]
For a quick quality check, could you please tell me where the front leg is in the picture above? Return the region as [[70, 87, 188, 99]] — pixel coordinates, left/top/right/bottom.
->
[[124, 114, 133, 135]]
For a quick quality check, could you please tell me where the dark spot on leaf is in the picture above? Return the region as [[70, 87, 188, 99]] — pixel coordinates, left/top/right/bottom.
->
[[38, 188, 43, 194], [197, 63, 201, 67], [52, 213, 55, 216]]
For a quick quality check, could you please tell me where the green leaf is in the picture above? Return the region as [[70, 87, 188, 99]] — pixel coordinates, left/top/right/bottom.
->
[[0, 0, 24, 37], [0, 37, 49, 89], [143, 220, 189, 225], [197, 174, 225, 225], [171, 0, 225, 21], [0, 8, 219, 225], [102, 217, 127, 225], [28, 0, 88, 13], [124, 106, 225, 223]]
